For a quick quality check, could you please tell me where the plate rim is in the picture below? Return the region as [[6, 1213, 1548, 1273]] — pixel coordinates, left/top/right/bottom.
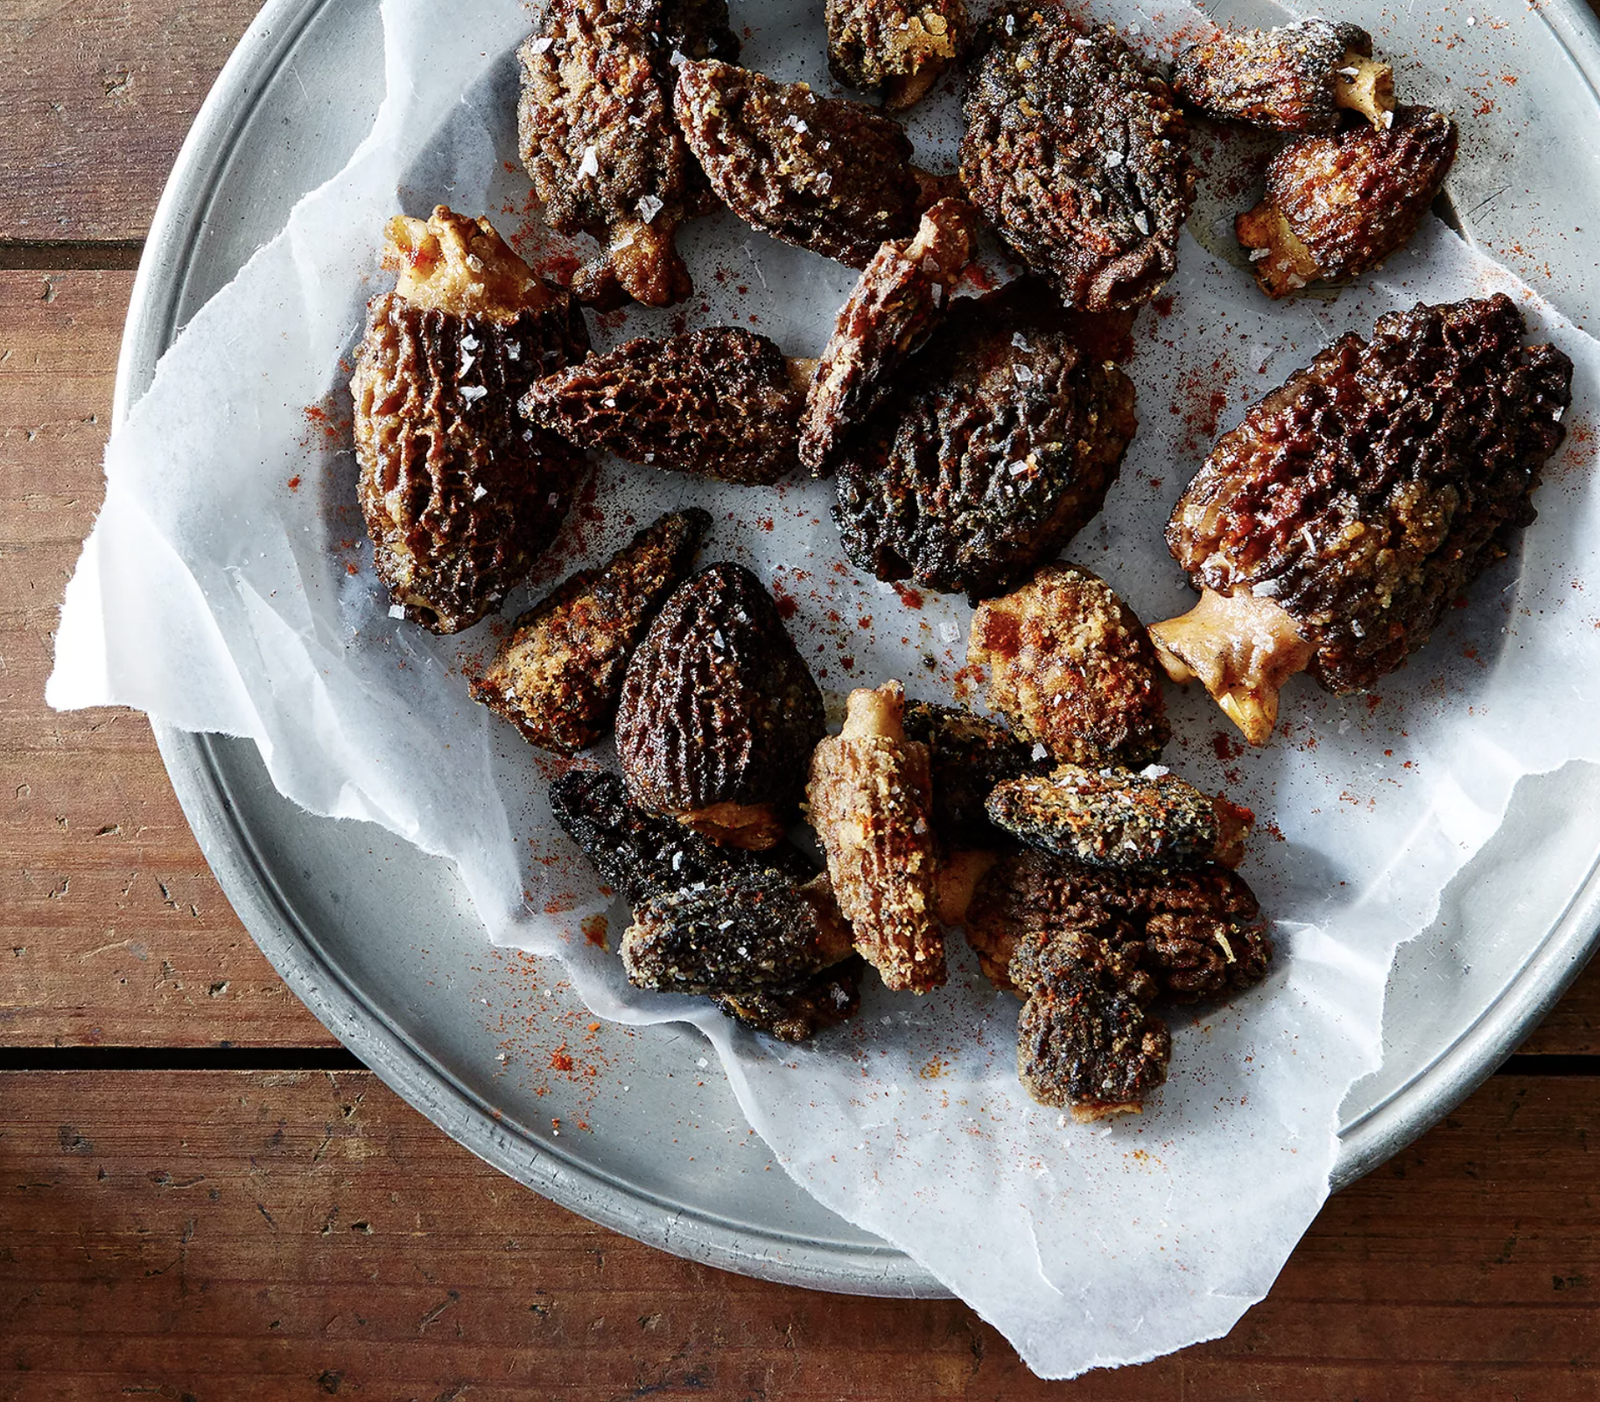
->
[[122, 0, 1600, 1298]]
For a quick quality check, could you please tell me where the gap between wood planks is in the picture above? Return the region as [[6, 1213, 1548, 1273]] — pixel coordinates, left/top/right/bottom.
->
[[0, 1046, 1596, 1075], [0, 240, 144, 270]]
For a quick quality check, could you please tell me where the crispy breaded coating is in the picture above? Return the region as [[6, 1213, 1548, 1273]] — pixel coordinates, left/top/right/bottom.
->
[[673, 58, 935, 268], [986, 765, 1250, 871], [521, 327, 805, 485], [622, 869, 854, 994], [471, 509, 708, 753], [1155, 294, 1573, 744], [903, 699, 1048, 849], [960, 12, 1194, 311], [616, 563, 826, 848], [710, 955, 865, 1040], [1010, 932, 1169, 1119], [968, 563, 1169, 769], [799, 198, 980, 475], [1236, 106, 1458, 298], [806, 682, 945, 993], [826, 0, 970, 110], [548, 769, 816, 905], [964, 850, 1270, 1001], [516, 0, 739, 307], [351, 208, 591, 634], [833, 282, 1138, 600], [1173, 19, 1393, 133]]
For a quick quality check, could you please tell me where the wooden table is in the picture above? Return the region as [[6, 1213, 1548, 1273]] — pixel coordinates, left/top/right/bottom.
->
[[4, 3, 1600, 1395]]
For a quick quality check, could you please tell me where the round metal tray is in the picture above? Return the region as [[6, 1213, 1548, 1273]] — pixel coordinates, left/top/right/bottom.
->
[[123, 0, 1600, 1296]]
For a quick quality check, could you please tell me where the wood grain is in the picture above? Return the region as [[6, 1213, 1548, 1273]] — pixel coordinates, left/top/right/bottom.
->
[[0, 269, 332, 1047], [0, 1069, 1595, 1400], [0, 1, 264, 247]]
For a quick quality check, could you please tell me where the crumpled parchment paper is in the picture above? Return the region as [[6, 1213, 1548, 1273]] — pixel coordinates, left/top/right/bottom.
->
[[48, 0, 1600, 1377]]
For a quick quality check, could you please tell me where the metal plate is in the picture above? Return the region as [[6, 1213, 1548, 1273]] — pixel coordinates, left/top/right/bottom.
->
[[123, 0, 1600, 1296]]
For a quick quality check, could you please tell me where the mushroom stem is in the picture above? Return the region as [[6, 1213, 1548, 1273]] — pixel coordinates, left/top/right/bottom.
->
[[674, 800, 786, 849], [1332, 51, 1395, 127], [935, 849, 997, 928], [1148, 588, 1315, 747], [839, 680, 906, 743]]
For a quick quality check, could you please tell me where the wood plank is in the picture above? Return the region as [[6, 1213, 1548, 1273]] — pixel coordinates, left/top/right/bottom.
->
[[0, 1069, 1595, 1399], [0, 269, 333, 1047], [0, 1, 264, 245]]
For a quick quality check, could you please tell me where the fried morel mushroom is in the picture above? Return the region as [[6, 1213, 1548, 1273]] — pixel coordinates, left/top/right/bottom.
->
[[616, 563, 826, 847], [710, 956, 865, 1041], [968, 563, 1169, 768], [521, 327, 808, 485], [1236, 106, 1458, 298], [964, 850, 1271, 1002], [987, 765, 1251, 871], [470, 509, 709, 753], [516, 0, 739, 307], [1011, 931, 1170, 1119], [826, 0, 970, 110], [351, 207, 591, 634], [833, 282, 1138, 600], [673, 58, 945, 268], [1173, 19, 1394, 133], [622, 869, 855, 994], [1154, 294, 1573, 744], [806, 682, 945, 992], [903, 700, 1048, 848], [960, 11, 1194, 311], [799, 198, 980, 474]]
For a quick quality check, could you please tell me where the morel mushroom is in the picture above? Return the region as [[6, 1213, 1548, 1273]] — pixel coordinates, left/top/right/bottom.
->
[[806, 681, 945, 993], [616, 563, 826, 847], [1011, 931, 1170, 1120], [350, 206, 591, 634], [1154, 294, 1573, 744], [709, 957, 865, 1043], [960, 11, 1194, 311], [1173, 19, 1394, 133], [968, 563, 1169, 768], [965, 850, 1271, 1003], [1236, 106, 1458, 298], [622, 869, 855, 994], [833, 281, 1138, 600], [799, 197, 980, 474], [471, 509, 709, 754], [825, 0, 970, 110], [521, 327, 808, 485], [516, 0, 739, 306], [986, 765, 1252, 871], [674, 57, 946, 268]]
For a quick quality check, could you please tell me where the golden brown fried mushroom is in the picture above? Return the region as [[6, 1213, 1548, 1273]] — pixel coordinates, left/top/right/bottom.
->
[[968, 563, 1169, 769], [800, 198, 980, 475], [1236, 106, 1458, 298], [1155, 295, 1572, 743], [521, 327, 807, 485], [1174, 19, 1393, 133], [350, 207, 591, 634], [826, 0, 970, 110], [806, 681, 945, 993], [516, 0, 739, 307], [673, 58, 940, 268], [960, 11, 1194, 312]]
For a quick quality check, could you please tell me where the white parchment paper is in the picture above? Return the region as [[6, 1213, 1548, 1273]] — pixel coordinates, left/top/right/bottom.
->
[[48, 0, 1600, 1377]]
